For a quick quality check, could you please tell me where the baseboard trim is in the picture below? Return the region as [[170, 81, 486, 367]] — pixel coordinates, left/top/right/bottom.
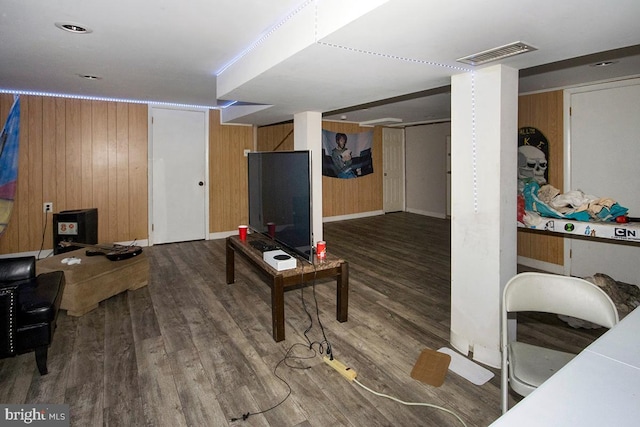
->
[[406, 208, 447, 219], [209, 212, 387, 240], [517, 256, 564, 274], [323, 210, 385, 223], [208, 230, 238, 240]]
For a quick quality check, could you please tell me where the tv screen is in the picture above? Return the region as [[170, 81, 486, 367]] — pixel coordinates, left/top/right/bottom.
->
[[248, 150, 313, 263]]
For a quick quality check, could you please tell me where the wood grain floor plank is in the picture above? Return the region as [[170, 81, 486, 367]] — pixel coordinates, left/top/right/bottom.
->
[[64, 305, 106, 426], [135, 336, 188, 427], [103, 292, 146, 426], [127, 285, 161, 344], [0, 352, 35, 403], [167, 346, 229, 426]]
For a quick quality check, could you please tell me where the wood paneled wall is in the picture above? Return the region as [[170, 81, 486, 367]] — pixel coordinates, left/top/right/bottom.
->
[[209, 109, 254, 233], [0, 96, 256, 254], [0, 94, 148, 254], [257, 121, 383, 218], [256, 122, 294, 151], [517, 90, 564, 265]]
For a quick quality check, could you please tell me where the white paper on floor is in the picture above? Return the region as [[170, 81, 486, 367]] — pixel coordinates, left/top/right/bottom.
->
[[437, 347, 494, 386]]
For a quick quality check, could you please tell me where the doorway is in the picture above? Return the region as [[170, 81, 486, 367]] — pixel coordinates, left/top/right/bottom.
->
[[150, 107, 208, 244], [383, 127, 405, 213]]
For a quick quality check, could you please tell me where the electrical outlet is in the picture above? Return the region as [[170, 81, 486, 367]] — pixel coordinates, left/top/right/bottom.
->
[[43, 202, 53, 213]]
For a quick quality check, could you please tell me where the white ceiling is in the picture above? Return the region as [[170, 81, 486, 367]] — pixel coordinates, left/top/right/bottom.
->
[[1, 0, 639, 127]]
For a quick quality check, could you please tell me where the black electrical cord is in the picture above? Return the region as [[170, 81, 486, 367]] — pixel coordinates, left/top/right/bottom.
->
[[37, 209, 49, 260], [229, 342, 315, 422], [300, 266, 316, 346], [301, 285, 315, 345], [230, 255, 335, 422], [299, 265, 333, 358]]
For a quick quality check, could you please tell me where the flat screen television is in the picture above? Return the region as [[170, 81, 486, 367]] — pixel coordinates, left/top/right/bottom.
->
[[247, 150, 314, 263]]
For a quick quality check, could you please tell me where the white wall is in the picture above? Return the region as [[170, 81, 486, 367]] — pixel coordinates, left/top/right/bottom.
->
[[405, 122, 451, 218]]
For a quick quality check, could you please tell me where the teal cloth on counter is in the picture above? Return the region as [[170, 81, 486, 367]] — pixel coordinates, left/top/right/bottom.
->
[[521, 181, 626, 222]]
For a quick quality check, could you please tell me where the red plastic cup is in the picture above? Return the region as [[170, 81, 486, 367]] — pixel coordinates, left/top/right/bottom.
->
[[267, 222, 276, 238], [238, 225, 248, 241], [316, 241, 326, 259]]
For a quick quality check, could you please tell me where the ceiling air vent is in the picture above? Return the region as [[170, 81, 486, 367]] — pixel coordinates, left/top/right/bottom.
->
[[457, 42, 537, 66]]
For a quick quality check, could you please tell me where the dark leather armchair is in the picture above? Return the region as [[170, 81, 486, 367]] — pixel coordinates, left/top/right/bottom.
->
[[0, 256, 65, 375]]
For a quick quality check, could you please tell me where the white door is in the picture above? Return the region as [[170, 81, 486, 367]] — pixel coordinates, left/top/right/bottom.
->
[[151, 107, 208, 244], [383, 127, 405, 212], [567, 80, 640, 284]]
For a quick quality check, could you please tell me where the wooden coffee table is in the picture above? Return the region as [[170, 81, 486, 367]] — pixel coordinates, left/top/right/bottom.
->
[[226, 235, 348, 342]]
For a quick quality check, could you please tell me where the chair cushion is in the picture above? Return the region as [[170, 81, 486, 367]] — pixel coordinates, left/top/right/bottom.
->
[[509, 341, 576, 392]]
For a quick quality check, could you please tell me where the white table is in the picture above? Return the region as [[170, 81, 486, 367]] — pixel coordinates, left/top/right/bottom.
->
[[490, 306, 640, 426]]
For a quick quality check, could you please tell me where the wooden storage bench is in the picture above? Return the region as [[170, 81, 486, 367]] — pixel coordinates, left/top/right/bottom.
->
[[37, 247, 149, 316]]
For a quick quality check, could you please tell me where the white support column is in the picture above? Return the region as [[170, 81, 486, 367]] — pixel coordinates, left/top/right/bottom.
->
[[294, 111, 323, 245], [449, 65, 518, 368]]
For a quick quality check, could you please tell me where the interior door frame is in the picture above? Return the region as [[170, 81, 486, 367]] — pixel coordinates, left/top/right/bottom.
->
[[147, 105, 210, 246]]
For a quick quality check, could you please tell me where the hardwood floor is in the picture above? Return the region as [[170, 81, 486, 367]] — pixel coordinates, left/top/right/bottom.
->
[[0, 213, 604, 426]]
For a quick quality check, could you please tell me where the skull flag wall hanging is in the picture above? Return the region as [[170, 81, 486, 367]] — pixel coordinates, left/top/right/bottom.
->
[[518, 127, 549, 187]]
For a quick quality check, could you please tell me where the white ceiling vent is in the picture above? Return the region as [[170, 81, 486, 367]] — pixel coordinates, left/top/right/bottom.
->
[[457, 42, 537, 66]]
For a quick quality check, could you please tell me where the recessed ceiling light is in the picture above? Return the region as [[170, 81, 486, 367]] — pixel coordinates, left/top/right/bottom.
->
[[55, 22, 92, 34], [590, 61, 617, 67]]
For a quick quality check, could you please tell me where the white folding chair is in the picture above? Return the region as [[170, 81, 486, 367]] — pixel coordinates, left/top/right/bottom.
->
[[501, 272, 619, 414]]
